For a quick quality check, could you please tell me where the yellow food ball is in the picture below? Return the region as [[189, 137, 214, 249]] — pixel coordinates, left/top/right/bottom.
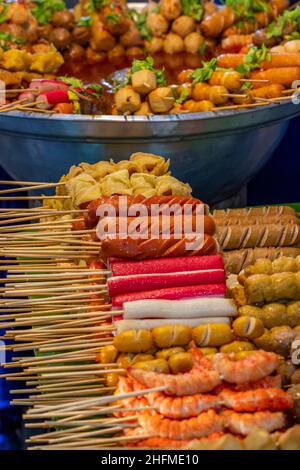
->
[[233, 316, 265, 340], [168, 352, 193, 374], [220, 340, 255, 353], [192, 323, 233, 347]]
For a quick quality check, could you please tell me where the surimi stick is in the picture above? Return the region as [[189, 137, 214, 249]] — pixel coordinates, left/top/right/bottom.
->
[[115, 317, 230, 333], [108, 269, 225, 297], [109, 254, 224, 276], [111, 284, 226, 307], [121, 297, 237, 319]]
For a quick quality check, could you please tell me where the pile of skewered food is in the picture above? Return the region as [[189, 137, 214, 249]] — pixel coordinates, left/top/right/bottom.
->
[[0, 0, 300, 114], [0, 153, 300, 449]]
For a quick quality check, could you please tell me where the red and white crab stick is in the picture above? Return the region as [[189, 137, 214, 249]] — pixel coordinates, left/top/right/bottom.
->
[[108, 269, 225, 297], [111, 283, 226, 307], [109, 254, 224, 277], [120, 297, 237, 319]]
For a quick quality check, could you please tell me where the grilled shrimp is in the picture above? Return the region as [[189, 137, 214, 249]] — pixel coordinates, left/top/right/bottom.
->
[[138, 409, 224, 440], [220, 388, 293, 412], [128, 349, 221, 396], [147, 392, 221, 418], [212, 350, 279, 384], [222, 410, 285, 435]]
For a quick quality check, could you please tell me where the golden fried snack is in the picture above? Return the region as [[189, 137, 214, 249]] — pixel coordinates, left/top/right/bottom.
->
[[242, 272, 300, 304], [152, 324, 192, 348], [232, 316, 265, 340], [238, 256, 300, 284], [218, 224, 300, 250], [224, 247, 300, 275], [100, 169, 133, 196]]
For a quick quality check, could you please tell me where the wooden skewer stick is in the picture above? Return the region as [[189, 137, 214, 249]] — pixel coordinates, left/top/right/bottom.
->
[[27, 385, 167, 415], [0, 195, 70, 200], [0, 182, 65, 195]]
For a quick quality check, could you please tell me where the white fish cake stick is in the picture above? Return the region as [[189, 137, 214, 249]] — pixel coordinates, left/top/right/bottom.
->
[[122, 297, 237, 319]]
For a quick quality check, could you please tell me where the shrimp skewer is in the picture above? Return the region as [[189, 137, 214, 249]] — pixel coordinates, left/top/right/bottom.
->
[[128, 348, 222, 396], [212, 350, 279, 384], [138, 410, 224, 440], [147, 392, 221, 419], [222, 410, 285, 435], [220, 388, 293, 412]]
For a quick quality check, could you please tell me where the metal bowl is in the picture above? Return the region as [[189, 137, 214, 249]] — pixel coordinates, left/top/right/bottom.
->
[[0, 100, 298, 204]]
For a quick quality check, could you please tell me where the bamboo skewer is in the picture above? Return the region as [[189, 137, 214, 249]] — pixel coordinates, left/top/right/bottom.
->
[[0, 182, 65, 195]]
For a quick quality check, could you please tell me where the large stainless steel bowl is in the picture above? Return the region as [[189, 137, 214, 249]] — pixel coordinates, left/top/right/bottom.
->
[[0, 100, 298, 204]]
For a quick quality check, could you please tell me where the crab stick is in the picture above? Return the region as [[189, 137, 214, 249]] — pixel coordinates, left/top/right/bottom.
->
[[36, 89, 71, 110], [111, 283, 226, 307], [29, 79, 69, 94], [109, 254, 224, 276], [108, 269, 225, 296], [121, 297, 237, 319], [114, 317, 231, 333]]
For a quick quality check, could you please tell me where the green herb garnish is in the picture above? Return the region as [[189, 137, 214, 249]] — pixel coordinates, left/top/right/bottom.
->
[[266, 7, 300, 40], [58, 76, 84, 88], [176, 85, 190, 104], [131, 56, 166, 86], [0, 4, 8, 24], [105, 13, 121, 23], [78, 16, 92, 27], [129, 9, 152, 41], [181, 0, 203, 21], [190, 58, 218, 84], [32, 0, 65, 25], [236, 44, 271, 74], [0, 31, 26, 50], [198, 42, 207, 56], [85, 83, 103, 94], [87, 0, 108, 12]]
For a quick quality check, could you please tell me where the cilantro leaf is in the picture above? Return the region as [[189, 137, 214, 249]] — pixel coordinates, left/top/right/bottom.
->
[[105, 13, 121, 23], [181, 0, 203, 21], [0, 4, 8, 24], [131, 57, 166, 86], [85, 83, 103, 94], [32, 0, 65, 25], [58, 76, 84, 88], [78, 16, 92, 27], [129, 9, 152, 41], [266, 7, 300, 40], [236, 44, 271, 74], [87, 0, 108, 12], [176, 85, 190, 104], [190, 58, 217, 84]]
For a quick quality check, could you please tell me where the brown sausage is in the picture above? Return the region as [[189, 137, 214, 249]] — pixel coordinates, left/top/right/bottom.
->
[[201, 6, 236, 38], [101, 233, 218, 260]]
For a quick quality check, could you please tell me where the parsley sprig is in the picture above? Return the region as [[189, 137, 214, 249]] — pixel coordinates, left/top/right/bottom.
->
[[266, 7, 300, 40], [131, 57, 166, 86], [32, 0, 65, 25], [129, 9, 152, 41], [176, 85, 190, 104], [181, 0, 203, 21], [236, 44, 271, 74], [87, 0, 108, 12], [225, 0, 269, 23], [78, 16, 92, 27], [0, 31, 26, 50], [58, 76, 84, 88], [0, 3, 8, 24], [190, 58, 218, 85]]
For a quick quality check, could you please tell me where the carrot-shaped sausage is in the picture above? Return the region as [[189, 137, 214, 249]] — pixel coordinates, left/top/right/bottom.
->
[[53, 102, 74, 114], [250, 67, 300, 86]]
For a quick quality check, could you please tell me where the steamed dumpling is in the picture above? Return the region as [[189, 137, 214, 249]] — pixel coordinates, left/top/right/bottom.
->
[[129, 153, 170, 176]]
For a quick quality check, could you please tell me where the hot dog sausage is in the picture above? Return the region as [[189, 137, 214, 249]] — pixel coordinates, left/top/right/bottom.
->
[[101, 233, 218, 259]]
